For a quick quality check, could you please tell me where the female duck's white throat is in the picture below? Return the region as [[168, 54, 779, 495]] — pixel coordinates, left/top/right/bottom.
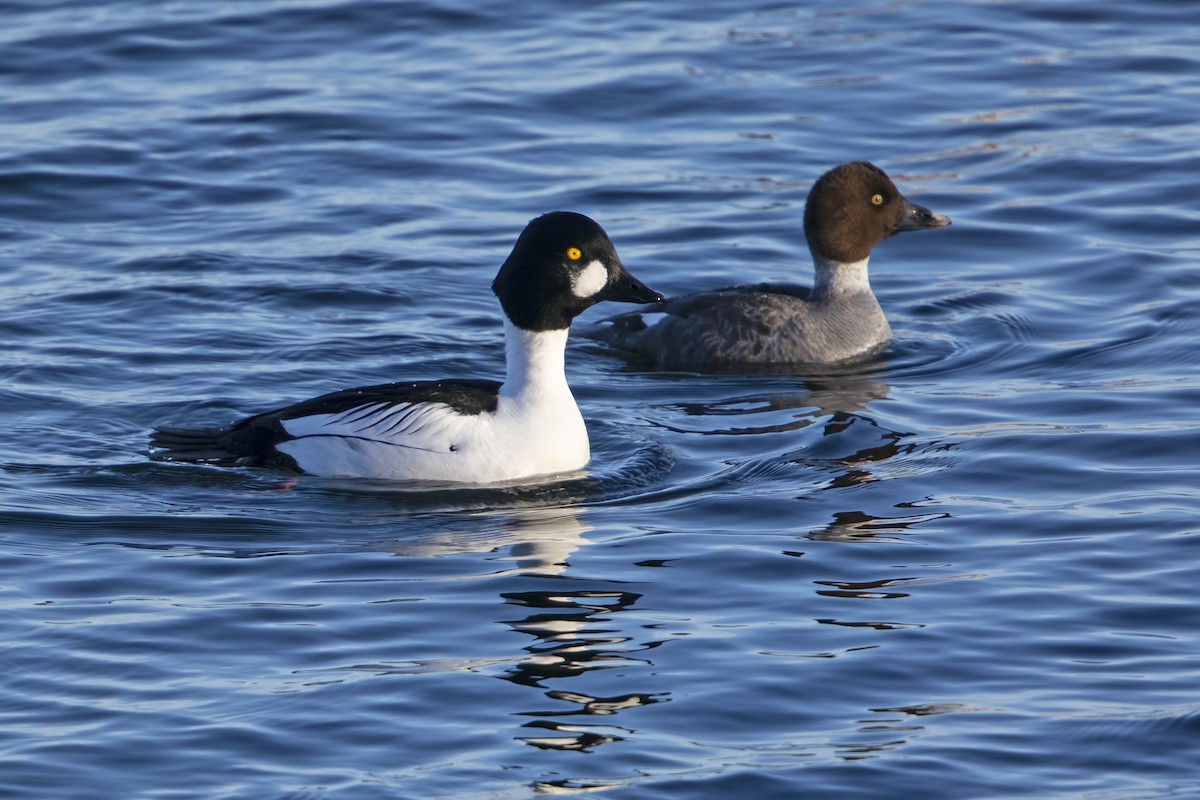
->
[[500, 320, 573, 401], [810, 255, 872, 302]]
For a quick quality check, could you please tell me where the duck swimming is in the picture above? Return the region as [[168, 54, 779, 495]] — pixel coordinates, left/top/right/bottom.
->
[[596, 162, 950, 365], [150, 212, 663, 483]]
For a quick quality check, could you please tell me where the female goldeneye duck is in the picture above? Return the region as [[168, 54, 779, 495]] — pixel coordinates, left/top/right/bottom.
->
[[597, 161, 951, 365], [150, 211, 664, 484]]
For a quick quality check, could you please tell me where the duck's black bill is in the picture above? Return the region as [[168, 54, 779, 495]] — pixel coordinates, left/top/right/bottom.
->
[[894, 197, 952, 233], [597, 265, 665, 304]]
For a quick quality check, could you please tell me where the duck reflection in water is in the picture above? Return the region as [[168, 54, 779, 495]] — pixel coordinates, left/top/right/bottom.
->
[[380, 507, 670, 753], [659, 358, 892, 438], [379, 504, 590, 577], [503, 586, 668, 752]]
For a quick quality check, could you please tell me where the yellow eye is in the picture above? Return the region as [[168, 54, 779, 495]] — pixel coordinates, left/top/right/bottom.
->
[[871, 193, 884, 206], [567, 247, 582, 260]]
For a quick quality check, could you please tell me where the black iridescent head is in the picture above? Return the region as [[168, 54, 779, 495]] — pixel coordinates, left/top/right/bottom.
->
[[492, 211, 664, 332], [803, 161, 951, 264]]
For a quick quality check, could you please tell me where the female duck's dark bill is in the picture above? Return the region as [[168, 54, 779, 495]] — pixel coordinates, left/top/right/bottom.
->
[[894, 198, 952, 233]]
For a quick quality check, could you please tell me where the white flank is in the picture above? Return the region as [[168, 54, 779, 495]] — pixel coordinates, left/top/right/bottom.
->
[[571, 259, 608, 298], [274, 320, 590, 483]]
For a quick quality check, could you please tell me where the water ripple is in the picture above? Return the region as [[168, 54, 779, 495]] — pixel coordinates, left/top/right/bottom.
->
[[3, 1, 1200, 798]]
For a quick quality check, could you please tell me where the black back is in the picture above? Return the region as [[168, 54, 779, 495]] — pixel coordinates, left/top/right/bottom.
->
[[252, 378, 501, 423]]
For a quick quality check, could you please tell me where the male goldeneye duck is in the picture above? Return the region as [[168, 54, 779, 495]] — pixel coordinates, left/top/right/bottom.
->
[[150, 211, 664, 484], [597, 161, 951, 365]]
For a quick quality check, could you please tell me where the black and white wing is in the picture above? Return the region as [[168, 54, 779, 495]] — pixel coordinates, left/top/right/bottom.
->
[[150, 379, 501, 472]]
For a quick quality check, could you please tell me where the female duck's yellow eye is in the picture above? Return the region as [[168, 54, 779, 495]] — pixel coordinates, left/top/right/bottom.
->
[[871, 193, 884, 206], [567, 247, 582, 261]]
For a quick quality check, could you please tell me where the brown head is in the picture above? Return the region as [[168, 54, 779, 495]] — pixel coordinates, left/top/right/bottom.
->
[[802, 161, 950, 264]]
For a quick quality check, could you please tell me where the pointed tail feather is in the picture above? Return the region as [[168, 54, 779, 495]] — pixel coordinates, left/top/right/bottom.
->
[[149, 425, 242, 466]]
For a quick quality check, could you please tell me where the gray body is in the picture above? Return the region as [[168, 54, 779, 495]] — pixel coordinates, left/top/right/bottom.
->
[[604, 263, 890, 365], [597, 162, 950, 367]]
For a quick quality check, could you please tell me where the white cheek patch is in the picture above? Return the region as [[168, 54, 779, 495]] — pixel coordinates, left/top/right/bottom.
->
[[571, 259, 609, 298]]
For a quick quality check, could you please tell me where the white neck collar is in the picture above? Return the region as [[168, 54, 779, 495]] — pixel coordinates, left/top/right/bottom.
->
[[811, 255, 872, 301], [501, 319, 571, 399]]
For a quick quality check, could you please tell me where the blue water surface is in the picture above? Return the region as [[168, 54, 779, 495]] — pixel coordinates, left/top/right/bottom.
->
[[2, 1, 1199, 798]]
